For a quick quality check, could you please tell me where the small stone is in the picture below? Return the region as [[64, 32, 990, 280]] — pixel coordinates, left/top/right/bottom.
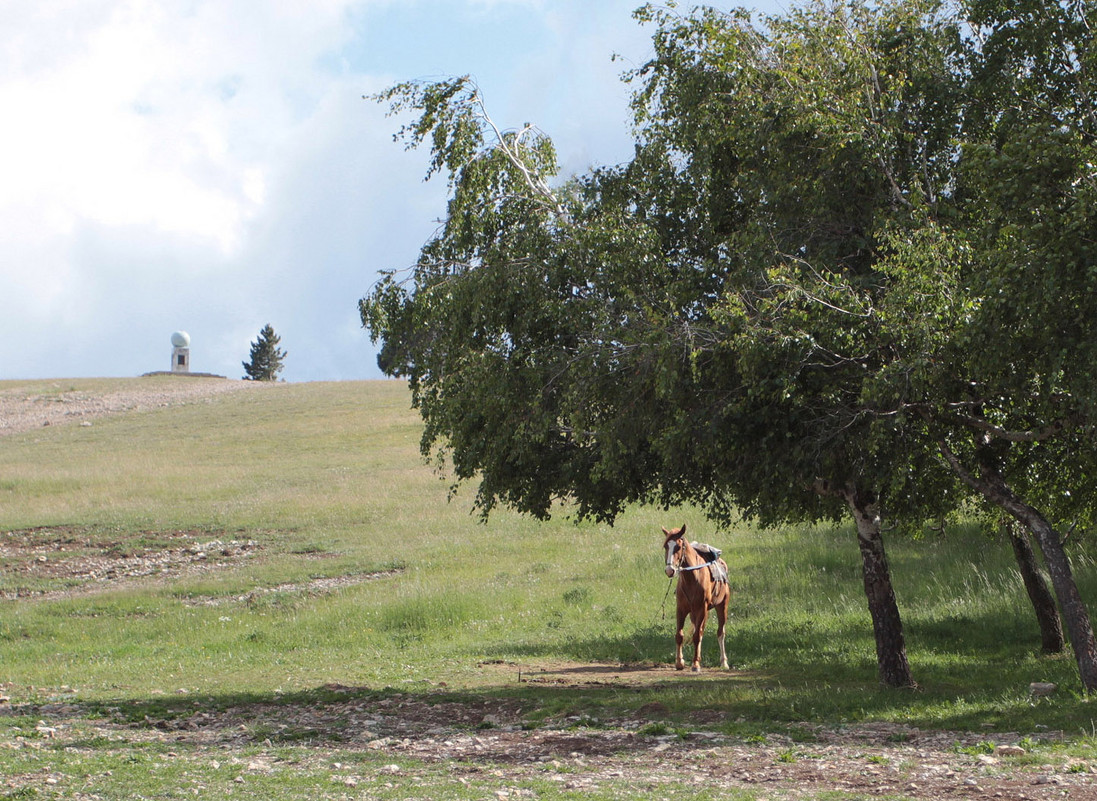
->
[[995, 744, 1026, 756], [1029, 682, 1058, 697]]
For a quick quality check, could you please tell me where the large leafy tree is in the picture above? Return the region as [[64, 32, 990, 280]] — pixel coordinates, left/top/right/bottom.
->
[[364, 0, 965, 689], [905, 0, 1097, 688], [362, 0, 1097, 688]]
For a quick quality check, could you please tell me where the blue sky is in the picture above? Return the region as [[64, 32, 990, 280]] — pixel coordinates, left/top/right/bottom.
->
[[0, 0, 780, 382]]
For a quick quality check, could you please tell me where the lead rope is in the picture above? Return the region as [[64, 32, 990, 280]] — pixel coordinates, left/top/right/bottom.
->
[[660, 571, 675, 621]]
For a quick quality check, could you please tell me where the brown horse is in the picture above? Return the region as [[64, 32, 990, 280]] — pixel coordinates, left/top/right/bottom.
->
[[663, 524, 730, 672]]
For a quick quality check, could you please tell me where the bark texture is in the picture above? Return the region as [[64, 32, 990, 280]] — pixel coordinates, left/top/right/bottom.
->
[[1007, 523, 1065, 654], [845, 488, 916, 689]]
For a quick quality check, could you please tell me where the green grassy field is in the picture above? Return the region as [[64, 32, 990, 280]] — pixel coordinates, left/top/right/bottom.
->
[[2, 378, 1096, 799]]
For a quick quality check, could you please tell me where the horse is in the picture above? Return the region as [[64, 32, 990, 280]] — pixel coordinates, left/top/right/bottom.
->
[[663, 524, 730, 672]]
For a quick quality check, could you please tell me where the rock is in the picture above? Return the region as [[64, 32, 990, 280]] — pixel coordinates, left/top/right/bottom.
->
[[1029, 682, 1058, 696], [995, 745, 1026, 756]]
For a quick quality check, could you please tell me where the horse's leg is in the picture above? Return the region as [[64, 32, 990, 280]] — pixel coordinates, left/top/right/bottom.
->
[[690, 606, 707, 673], [674, 603, 688, 671], [716, 594, 729, 670]]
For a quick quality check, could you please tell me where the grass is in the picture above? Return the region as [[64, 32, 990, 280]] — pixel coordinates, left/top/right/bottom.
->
[[1, 377, 1096, 797]]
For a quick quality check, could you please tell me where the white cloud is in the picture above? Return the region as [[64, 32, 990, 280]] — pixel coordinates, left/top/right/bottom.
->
[[0, 0, 658, 381]]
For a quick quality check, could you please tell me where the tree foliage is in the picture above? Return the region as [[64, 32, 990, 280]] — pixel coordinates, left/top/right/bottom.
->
[[362, 0, 1097, 688], [242, 324, 287, 382]]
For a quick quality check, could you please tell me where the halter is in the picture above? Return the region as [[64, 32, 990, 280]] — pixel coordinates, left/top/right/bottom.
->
[[665, 540, 710, 574]]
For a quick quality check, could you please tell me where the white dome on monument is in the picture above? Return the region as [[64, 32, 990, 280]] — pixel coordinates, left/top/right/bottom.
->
[[171, 331, 191, 348]]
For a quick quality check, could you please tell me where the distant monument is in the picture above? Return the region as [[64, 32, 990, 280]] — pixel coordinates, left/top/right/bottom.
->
[[170, 330, 191, 373], [140, 330, 224, 378]]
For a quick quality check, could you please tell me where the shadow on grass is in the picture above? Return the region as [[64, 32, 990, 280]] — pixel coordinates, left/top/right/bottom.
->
[[1, 597, 1088, 748], [3, 646, 1091, 751]]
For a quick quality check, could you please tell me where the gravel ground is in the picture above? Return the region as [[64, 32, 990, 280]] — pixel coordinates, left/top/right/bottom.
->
[[0, 377, 258, 437], [3, 674, 1096, 800]]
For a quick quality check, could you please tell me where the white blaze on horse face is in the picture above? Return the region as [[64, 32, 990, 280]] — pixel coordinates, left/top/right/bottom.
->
[[665, 540, 677, 577]]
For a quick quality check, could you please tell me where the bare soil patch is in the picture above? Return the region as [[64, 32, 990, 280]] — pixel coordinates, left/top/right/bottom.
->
[[0, 526, 263, 600], [0, 526, 398, 603], [5, 674, 1094, 800], [0, 377, 257, 437]]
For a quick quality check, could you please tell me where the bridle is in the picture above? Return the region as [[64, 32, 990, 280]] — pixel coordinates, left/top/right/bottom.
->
[[661, 537, 707, 619], [665, 538, 709, 575]]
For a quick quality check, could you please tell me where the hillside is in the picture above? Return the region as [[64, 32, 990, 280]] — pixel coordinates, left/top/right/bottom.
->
[[0, 378, 1094, 799]]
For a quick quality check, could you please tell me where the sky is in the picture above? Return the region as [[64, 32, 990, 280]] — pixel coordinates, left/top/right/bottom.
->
[[0, 0, 779, 383]]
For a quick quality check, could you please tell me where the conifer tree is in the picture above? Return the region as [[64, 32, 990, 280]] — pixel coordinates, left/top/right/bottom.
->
[[242, 324, 286, 381]]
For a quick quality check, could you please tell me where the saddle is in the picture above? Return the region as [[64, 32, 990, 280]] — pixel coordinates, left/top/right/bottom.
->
[[691, 541, 729, 585]]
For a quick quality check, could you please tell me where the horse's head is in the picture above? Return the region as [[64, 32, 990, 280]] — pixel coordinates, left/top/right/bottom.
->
[[662, 524, 688, 577]]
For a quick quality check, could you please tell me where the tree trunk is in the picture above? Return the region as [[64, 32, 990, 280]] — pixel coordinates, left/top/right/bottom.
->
[[844, 487, 917, 688], [1006, 521, 1065, 654], [1009, 502, 1097, 690], [940, 441, 1097, 692]]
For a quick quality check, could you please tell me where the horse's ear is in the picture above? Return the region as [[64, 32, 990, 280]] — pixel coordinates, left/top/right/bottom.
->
[[680, 523, 687, 536], [661, 527, 670, 536]]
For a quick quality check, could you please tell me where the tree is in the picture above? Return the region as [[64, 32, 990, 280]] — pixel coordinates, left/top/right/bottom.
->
[[876, 0, 1097, 688], [242, 324, 287, 381], [621, 0, 1097, 689], [362, 0, 1097, 689], [364, 0, 957, 689]]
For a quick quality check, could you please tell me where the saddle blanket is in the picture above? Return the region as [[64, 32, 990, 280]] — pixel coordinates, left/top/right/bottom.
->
[[691, 541, 729, 584]]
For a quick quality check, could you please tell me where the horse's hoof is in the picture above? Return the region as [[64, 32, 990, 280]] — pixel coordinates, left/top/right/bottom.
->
[[675, 663, 686, 671], [691, 665, 701, 673], [720, 662, 730, 670]]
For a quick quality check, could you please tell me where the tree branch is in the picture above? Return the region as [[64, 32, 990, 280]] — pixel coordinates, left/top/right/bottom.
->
[[943, 412, 1069, 443], [471, 90, 570, 223]]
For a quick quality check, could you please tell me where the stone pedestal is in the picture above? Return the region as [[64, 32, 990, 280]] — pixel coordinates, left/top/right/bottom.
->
[[171, 346, 190, 373]]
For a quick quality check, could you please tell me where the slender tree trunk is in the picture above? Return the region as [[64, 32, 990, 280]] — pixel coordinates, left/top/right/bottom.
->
[[940, 441, 1097, 692], [1006, 521, 1065, 654], [1007, 501, 1097, 690], [844, 487, 916, 688]]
